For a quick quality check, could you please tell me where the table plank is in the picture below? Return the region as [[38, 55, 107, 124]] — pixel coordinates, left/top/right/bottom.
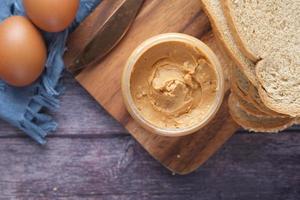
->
[[0, 133, 299, 199]]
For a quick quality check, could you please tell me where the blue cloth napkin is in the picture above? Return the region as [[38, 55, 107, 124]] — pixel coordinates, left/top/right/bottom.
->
[[0, 0, 101, 144]]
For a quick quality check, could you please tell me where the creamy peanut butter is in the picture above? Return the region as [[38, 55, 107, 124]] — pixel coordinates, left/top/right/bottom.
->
[[130, 41, 218, 129]]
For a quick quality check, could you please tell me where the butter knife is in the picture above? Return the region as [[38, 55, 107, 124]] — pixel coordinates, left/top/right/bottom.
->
[[66, 0, 144, 74]]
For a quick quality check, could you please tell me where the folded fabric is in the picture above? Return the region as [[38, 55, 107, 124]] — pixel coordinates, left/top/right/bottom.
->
[[0, 0, 101, 144]]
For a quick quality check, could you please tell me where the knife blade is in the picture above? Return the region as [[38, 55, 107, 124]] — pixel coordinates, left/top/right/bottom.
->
[[68, 0, 144, 74]]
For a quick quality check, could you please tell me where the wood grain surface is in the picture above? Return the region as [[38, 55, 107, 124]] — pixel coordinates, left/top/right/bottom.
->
[[66, 0, 240, 175], [0, 73, 299, 199]]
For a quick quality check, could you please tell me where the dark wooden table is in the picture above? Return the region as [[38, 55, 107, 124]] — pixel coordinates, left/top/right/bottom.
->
[[0, 73, 299, 200]]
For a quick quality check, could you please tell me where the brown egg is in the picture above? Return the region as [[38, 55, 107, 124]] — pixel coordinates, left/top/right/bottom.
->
[[23, 0, 79, 32], [0, 16, 46, 87]]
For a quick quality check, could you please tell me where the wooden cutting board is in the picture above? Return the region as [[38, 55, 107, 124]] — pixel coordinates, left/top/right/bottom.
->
[[65, 0, 240, 175]]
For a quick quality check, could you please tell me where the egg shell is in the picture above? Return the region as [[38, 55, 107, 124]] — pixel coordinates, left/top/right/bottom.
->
[[23, 0, 79, 32], [0, 16, 47, 87]]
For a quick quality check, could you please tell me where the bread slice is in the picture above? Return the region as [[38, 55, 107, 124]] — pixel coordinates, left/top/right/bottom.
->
[[232, 90, 269, 117], [230, 68, 260, 108], [248, 86, 283, 117], [222, 0, 299, 61], [229, 68, 271, 118], [256, 48, 300, 117], [200, 0, 258, 87], [230, 67, 268, 113], [231, 66, 288, 117], [223, 0, 300, 116], [228, 94, 295, 133], [199, 0, 292, 116]]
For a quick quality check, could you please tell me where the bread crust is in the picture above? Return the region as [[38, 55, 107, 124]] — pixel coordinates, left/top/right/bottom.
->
[[231, 67, 284, 117], [248, 86, 289, 117], [232, 90, 269, 118], [231, 65, 290, 118], [228, 94, 295, 133], [258, 85, 300, 117], [221, 0, 259, 62], [200, 0, 258, 87]]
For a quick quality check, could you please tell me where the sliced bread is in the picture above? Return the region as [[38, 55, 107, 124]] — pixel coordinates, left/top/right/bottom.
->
[[248, 85, 286, 117], [200, 0, 258, 87], [232, 90, 269, 117], [222, 0, 300, 61], [231, 66, 288, 117], [199, 0, 288, 117], [256, 48, 300, 117], [223, 0, 300, 116], [228, 94, 295, 133]]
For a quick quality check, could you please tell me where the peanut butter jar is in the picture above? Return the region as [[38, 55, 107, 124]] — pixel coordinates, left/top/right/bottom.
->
[[122, 33, 225, 137]]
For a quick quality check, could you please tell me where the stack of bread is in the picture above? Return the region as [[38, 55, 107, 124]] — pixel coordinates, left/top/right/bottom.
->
[[201, 0, 299, 132]]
